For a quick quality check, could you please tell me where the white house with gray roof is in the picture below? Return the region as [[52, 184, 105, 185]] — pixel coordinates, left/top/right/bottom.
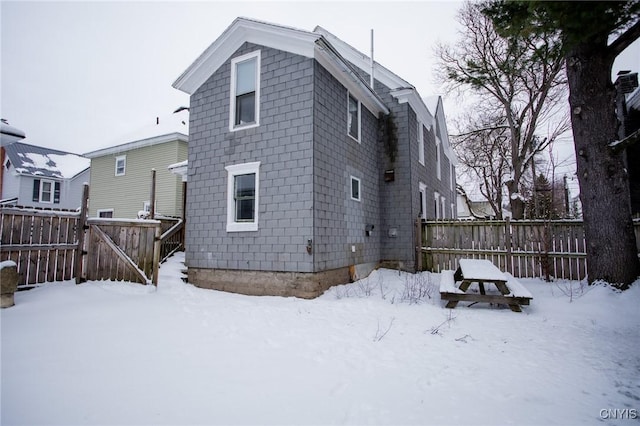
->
[[1, 141, 90, 210], [173, 17, 457, 298]]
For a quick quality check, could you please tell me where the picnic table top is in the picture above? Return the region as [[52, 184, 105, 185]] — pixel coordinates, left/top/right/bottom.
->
[[458, 259, 508, 282]]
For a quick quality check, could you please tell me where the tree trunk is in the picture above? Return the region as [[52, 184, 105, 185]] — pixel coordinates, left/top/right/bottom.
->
[[566, 41, 640, 288], [507, 180, 525, 219]]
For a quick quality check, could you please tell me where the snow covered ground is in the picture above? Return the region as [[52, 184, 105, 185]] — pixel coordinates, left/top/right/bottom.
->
[[2, 252, 639, 425]]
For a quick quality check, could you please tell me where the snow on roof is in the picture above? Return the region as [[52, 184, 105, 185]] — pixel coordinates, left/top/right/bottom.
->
[[1, 120, 26, 145], [3, 142, 90, 179], [173, 18, 388, 117], [85, 111, 189, 158], [1, 120, 26, 139]]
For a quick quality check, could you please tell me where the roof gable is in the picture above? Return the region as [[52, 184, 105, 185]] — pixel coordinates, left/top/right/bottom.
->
[[173, 17, 388, 116], [424, 95, 457, 166], [4, 142, 90, 179]]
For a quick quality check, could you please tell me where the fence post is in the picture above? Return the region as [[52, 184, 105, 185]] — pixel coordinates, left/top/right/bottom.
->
[[150, 169, 156, 219], [152, 223, 161, 286], [505, 216, 512, 275], [415, 217, 423, 272], [75, 183, 89, 284]]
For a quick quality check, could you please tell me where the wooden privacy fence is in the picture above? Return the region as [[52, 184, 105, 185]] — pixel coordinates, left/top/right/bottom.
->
[[419, 218, 640, 281], [0, 205, 184, 287], [0, 207, 80, 286]]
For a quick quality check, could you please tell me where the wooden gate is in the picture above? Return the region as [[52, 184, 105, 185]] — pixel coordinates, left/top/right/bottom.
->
[[83, 219, 161, 285]]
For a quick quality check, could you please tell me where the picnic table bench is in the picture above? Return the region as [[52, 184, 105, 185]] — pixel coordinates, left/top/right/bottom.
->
[[440, 259, 533, 312]]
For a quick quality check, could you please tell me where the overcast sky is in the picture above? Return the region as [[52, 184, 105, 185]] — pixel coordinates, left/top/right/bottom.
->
[[2, 0, 639, 159]]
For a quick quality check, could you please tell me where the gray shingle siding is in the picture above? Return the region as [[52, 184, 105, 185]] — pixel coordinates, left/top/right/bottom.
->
[[185, 38, 455, 278], [312, 62, 381, 271], [186, 42, 315, 273]]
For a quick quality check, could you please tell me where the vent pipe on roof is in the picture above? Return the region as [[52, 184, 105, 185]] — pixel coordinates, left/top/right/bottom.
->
[[370, 29, 375, 89]]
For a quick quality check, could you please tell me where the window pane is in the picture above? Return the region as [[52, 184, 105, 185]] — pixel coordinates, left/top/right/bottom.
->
[[236, 199, 255, 221], [235, 92, 255, 125], [348, 95, 359, 139], [235, 173, 255, 222], [236, 58, 256, 95]]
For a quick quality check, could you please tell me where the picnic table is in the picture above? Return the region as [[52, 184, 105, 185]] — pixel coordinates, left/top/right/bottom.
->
[[439, 259, 533, 312]]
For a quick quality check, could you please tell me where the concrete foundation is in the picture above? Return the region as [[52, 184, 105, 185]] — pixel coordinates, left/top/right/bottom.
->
[[188, 266, 353, 299]]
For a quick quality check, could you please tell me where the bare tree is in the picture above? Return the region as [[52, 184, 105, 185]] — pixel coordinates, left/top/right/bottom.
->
[[452, 109, 510, 219], [436, 1, 569, 219]]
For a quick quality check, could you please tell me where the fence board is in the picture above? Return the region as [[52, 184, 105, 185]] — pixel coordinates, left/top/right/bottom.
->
[[1, 208, 80, 286], [422, 219, 640, 281]]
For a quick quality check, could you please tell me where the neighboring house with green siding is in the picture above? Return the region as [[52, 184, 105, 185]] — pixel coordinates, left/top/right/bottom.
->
[[84, 115, 188, 219]]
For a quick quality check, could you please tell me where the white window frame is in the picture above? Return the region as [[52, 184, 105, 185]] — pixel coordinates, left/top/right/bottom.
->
[[225, 161, 260, 232], [350, 176, 361, 201], [435, 136, 442, 180], [451, 203, 456, 219], [418, 121, 424, 165], [97, 209, 114, 218], [419, 182, 427, 220], [434, 192, 441, 219], [39, 179, 54, 203], [450, 164, 455, 191], [347, 92, 361, 143], [115, 155, 126, 176], [229, 50, 261, 132], [441, 196, 447, 219]]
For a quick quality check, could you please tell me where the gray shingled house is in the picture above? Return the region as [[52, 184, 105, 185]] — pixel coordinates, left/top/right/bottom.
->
[[173, 18, 456, 298]]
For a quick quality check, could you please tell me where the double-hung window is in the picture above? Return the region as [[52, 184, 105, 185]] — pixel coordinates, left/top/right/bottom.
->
[[41, 180, 53, 203], [226, 162, 260, 232], [418, 121, 425, 165], [115, 155, 126, 176], [419, 182, 427, 220], [230, 51, 260, 131], [347, 92, 361, 142]]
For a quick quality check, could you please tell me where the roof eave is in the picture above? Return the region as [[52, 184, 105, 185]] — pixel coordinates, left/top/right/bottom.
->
[[314, 39, 389, 116], [391, 88, 435, 128], [84, 132, 188, 158]]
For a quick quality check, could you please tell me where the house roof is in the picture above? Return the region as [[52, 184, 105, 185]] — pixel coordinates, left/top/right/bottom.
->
[[314, 25, 436, 130], [84, 112, 188, 158], [3, 141, 90, 179], [172, 17, 389, 116], [424, 95, 457, 165], [1, 120, 26, 145]]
